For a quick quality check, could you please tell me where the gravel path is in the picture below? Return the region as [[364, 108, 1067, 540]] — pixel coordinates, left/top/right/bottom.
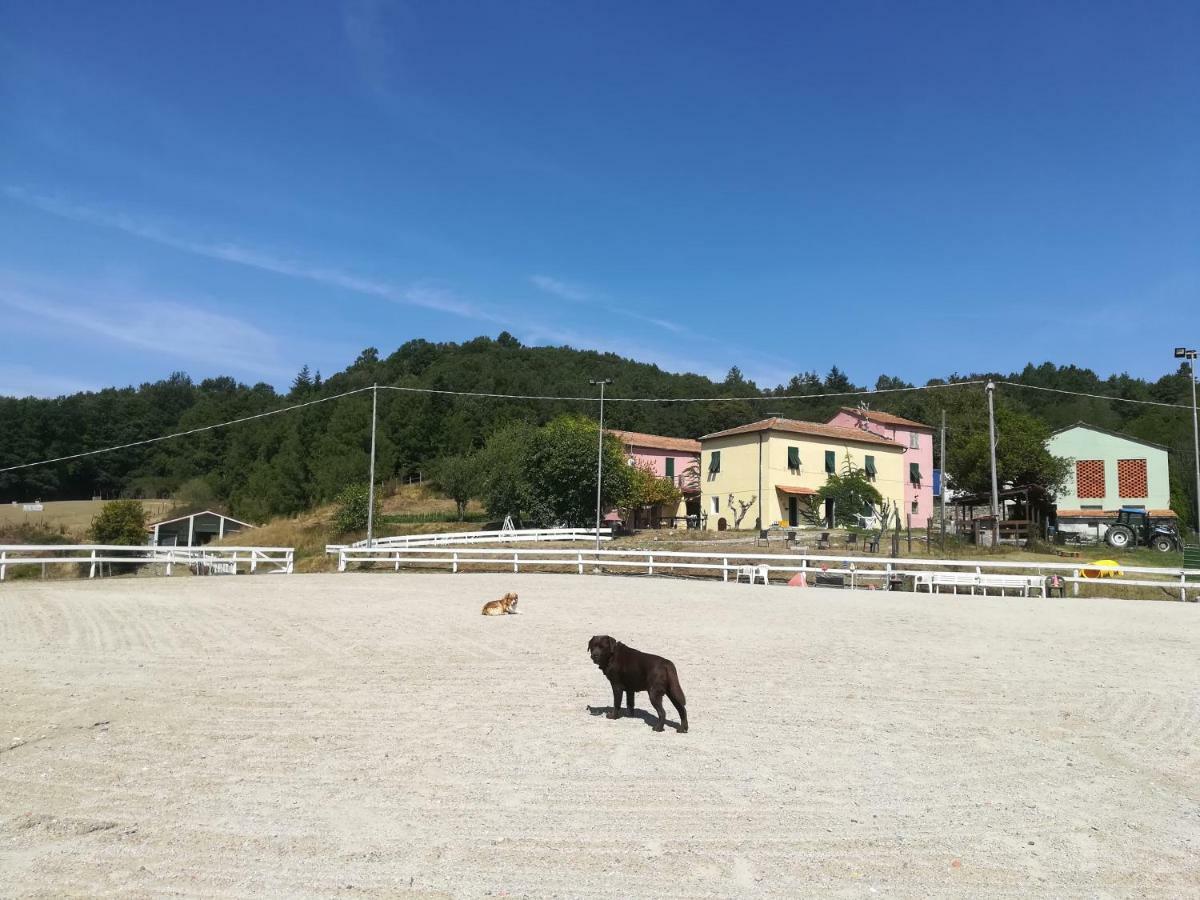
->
[[1, 573, 1197, 897]]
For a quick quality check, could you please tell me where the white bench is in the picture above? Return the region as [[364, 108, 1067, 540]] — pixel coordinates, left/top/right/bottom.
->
[[915, 572, 1045, 597], [735, 564, 770, 585], [977, 574, 1044, 597], [915, 572, 980, 594]]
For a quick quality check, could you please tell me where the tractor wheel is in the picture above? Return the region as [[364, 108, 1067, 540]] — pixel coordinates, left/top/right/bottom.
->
[[1106, 524, 1134, 549], [1153, 535, 1176, 553]]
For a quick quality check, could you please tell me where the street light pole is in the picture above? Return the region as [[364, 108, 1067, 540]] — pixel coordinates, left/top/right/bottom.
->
[[366, 383, 378, 547], [986, 381, 1000, 545], [590, 378, 613, 553], [1175, 348, 1200, 536]]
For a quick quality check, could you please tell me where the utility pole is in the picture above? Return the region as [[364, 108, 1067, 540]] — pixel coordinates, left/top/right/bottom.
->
[[939, 408, 947, 552], [366, 383, 378, 547], [590, 378, 613, 553], [1175, 348, 1200, 536], [986, 381, 1000, 545]]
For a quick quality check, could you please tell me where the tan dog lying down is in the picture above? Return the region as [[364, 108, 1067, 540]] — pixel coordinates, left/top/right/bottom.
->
[[481, 592, 520, 616]]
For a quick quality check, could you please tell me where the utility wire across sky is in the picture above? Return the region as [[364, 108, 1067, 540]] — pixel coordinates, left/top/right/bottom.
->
[[1, 378, 1195, 474]]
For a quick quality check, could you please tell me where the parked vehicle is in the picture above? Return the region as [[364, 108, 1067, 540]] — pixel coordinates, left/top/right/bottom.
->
[[1104, 507, 1182, 553]]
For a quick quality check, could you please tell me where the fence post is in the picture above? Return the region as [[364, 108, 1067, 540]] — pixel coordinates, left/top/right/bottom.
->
[[453, 552, 458, 574], [166, 550, 173, 577], [339, 549, 347, 573], [287, 550, 294, 574], [1072, 569, 1079, 596], [0, 550, 6, 581], [577, 552, 583, 575], [722, 558, 728, 582], [513, 552, 519, 574], [89, 549, 97, 579], [250, 551, 257, 574], [395, 551, 401, 572], [1181, 570, 1187, 603], [648, 554, 654, 576]]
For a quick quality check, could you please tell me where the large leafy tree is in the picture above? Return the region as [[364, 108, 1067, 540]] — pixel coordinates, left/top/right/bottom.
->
[[621, 461, 683, 524], [429, 454, 481, 520]]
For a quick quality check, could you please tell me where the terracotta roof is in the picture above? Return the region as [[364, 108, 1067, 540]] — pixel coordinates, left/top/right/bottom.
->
[[700, 418, 902, 448], [775, 485, 818, 496], [836, 407, 933, 430], [1057, 508, 1177, 519], [607, 429, 700, 454]]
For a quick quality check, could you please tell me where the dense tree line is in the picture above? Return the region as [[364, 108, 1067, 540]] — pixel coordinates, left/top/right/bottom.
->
[[1, 334, 1196, 524]]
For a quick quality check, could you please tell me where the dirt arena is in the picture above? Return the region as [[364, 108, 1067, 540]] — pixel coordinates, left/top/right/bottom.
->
[[1, 574, 1197, 898]]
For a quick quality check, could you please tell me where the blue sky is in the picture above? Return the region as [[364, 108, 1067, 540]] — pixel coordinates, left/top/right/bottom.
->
[[2, 1, 1197, 397]]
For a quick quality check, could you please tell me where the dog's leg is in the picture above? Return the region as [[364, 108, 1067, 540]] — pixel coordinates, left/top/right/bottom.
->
[[625, 689, 635, 715], [649, 689, 667, 732], [608, 683, 622, 719], [668, 692, 688, 734]]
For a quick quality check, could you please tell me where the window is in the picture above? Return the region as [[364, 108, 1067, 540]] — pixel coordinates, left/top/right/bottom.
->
[[1117, 458, 1147, 498], [864, 455, 876, 482], [909, 432, 920, 449], [1081, 504, 1102, 510], [824, 450, 836, 474], [1076, 459, 1105, 498], [909, 462, 921, 485], [787, 446, 800, 471], [709, 451, 721, 474], [665, 457, 675, 478], [911, 498, 919, 515], [710, 496, 719, 514]]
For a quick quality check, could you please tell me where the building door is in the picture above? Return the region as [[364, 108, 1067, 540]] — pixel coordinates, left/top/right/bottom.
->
[[788, 496, 798, 527], [824, 498, 835, 528]]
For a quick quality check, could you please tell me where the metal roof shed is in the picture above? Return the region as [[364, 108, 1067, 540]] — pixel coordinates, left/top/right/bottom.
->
[[147, 510, 255, 547]]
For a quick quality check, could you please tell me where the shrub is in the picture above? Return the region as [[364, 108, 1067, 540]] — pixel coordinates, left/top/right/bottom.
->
[[88, 500, 148, 545], [334, 483, 371, 533]]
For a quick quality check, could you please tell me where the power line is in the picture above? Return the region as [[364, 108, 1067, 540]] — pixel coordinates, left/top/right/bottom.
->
[[0, 387, 372, 474], [995, 380, 1193, 410], [7, 375, 1189, 476]]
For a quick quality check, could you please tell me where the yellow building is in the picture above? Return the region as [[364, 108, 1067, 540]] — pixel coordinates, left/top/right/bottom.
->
[[698, 417, 907, 530]]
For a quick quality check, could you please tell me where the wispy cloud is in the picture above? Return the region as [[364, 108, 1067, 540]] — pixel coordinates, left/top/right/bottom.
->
[[0, 275, 293, 382], [4, 186, 509, 324], [530, 274, 590, 303]]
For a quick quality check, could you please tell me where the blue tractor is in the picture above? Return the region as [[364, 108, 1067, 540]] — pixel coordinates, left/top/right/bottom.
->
[[1104, 507, 1182, 553]]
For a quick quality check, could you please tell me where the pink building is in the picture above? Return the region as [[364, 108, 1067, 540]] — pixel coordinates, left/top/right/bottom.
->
[[608, 430, 702, 527], [826, 407, 935, 524]]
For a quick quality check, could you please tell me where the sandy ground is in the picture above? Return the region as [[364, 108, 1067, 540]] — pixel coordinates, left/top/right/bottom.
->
[[1, 574, 1197, 899]]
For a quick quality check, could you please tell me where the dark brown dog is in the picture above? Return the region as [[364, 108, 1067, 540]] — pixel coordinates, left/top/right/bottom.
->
[[588, 635, 687, 733]]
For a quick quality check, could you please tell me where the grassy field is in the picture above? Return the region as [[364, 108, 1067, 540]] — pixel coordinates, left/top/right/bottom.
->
[[0, 499, 173, 538]]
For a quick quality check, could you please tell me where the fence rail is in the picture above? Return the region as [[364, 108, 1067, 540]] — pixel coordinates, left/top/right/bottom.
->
[[0, 544, 295, 580], [333, 526, 613, 553], [329, 545, 1200, 601]]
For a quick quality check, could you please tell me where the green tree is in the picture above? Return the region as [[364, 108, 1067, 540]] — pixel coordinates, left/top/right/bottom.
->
[[947, 403, 1069, 496], [621, 461, 683, 526], [333, 483, 370, 533], [523, 416, 632, 526], [817, 453, 883, 527], [430, 454, 481, 520], [477, 421, 536, 522], [88, 499, 148, 545]]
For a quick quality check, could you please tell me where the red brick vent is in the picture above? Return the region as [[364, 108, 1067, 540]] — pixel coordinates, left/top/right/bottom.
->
[[1117, 458, 1148, 499], [1076, 459, 1105, 499]]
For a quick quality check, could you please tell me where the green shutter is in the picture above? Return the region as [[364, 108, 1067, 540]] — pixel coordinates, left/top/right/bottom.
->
[[665, 457, 675, 478], [824, 450, 836, 473], [787, 446, 800, 469], [910, 462, 921, 484], [865, 455, 876, 476], [709, 451, 721, 473]]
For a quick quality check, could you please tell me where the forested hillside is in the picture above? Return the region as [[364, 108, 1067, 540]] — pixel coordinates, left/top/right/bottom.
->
[[2, 333, 1196, 523]]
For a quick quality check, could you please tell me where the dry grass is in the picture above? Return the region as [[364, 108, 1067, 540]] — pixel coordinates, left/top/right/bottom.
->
[[378, 482, 485, 518], [0, 499, 173, 539]]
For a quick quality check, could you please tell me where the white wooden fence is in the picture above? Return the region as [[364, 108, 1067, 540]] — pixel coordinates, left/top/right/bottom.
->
[[0, 544, 295, 581], [330, 526, 612, 554], [328, 545, 1200, 601]]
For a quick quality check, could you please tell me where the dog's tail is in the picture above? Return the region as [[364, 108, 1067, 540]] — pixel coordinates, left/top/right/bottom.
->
[[666, 664, 686, 706]]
